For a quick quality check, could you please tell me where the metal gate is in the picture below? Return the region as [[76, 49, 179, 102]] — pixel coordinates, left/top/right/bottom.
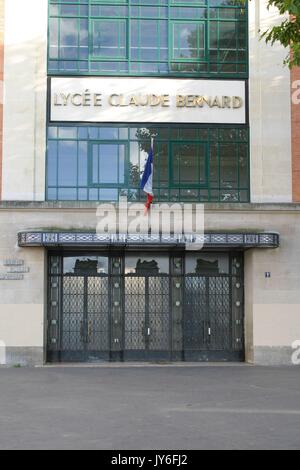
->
[[124, 275, 171, 360], [61, 275, 110, 362], [47, 253, 244, 362]]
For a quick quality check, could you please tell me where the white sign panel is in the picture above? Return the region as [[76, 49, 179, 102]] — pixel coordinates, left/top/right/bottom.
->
[[50, 77, 246, 124]]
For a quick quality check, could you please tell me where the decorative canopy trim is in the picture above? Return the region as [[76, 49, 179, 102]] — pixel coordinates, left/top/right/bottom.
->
[[18, 232, 280, 249]]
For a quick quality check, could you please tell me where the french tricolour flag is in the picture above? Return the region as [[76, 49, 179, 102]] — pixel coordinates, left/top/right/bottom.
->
[[141, 138, 154, 211]]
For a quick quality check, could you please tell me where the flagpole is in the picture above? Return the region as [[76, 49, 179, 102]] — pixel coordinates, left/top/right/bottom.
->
[[144, 136, 154, 214], [141, 136, 155, 214]]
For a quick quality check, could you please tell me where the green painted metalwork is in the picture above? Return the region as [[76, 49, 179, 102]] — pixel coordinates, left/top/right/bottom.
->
[[46, 124, 250, 203], [48, 0, 248, 78]]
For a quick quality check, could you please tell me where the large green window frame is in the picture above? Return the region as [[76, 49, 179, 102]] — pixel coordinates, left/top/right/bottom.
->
[[91, 19, 127, 59], [48, 0, 248, 78], [90, 142, 127, 186], [46, 125, 250, 203]]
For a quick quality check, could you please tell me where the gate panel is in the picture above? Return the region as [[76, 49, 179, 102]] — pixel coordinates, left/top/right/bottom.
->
[[87, 276, 110, 360], [184, 276, 207, 352], [148, 277, 170, 354], [208, 277, 231, 351], [62, 276, 85, 359], [124, 276, 146, 353], [183, 273, 244, 360], [124, 275, 171, 360]]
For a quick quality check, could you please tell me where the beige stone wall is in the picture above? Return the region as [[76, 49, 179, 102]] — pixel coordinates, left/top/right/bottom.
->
[[2, 0, 48, 201], [249, 0, 292, 203], [0, 209, 45, 353], [0, 204, 299, 365], [205, 205, 300, 363]]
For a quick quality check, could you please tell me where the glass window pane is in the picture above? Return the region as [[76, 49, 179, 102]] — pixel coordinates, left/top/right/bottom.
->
[[91, 144, 126, 185], [58, 141, 78, 186], [63, 256, 109, 275], [92, 20, 127, 59], [173, 143, 206, 186], [48, 1, 248, 77], [220, 144, 238, 189], [186, 253, 229, 275], [47, 141, 58, 186], [47, 125, 249, 203], [173, 22, 205, 60]]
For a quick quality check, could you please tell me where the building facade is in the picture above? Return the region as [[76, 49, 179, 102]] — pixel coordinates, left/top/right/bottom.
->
[[0, 0, 299, 365]]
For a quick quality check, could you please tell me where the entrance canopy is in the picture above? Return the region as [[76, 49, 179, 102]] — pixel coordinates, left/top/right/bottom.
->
[[18, 232, 280, 250]]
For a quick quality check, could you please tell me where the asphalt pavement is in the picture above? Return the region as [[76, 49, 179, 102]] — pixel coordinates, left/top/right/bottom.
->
[[0, 364, 299, 450]]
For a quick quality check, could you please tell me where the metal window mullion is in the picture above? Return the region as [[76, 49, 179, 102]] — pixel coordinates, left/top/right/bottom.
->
[[76, 139, 79, 201], [217, 137, 221, 202], [196, 143, 200, 186], [207, 139, 211, 202], [237, 142, 241, 202], [56, 140, 59, 199], [138, 17, 141, 64], [77, 15, 80, 73], [118, 143, 120, 185], [157, 18, 161, 64], [167, 0, 171, 71], [88, 4, 92, 71], [58, 9, 61, 62], [128, 0, 131, 73], [98, 144, 101, 186], [207, 0, 210, 74]]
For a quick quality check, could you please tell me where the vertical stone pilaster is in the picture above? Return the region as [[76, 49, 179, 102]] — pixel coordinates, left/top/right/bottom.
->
[[0, 0, 4, 200]]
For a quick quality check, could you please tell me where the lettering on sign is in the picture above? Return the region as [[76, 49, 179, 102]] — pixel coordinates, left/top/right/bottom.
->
[[7, 267, 30, 274], [0, 274, 24, 281], [51, 77, 247, 124], [53, 92, 243, 110], [3, 259, 24, 266], [0, 259, 30, 281]]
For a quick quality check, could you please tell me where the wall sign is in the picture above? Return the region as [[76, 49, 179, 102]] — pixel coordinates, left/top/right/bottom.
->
[[0, 259, 30, 281], [50, 77, 246, 125]]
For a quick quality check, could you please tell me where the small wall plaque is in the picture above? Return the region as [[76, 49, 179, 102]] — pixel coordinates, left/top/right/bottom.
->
[[7, 267, 30, 274], [0, 274, 24, 281], [0, 259, 30, 281], [3, 259, 24, 266]]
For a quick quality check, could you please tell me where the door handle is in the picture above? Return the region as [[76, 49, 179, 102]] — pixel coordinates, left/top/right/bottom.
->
[[88, 320, 93, 343], [80, 321, 84, 340]]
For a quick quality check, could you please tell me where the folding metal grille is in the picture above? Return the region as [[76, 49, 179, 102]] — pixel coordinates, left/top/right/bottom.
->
[[47, 253, 244, 362], [87, 277, 110, 353], [124, 275, 170, 359], [62, 277, 85, 352]]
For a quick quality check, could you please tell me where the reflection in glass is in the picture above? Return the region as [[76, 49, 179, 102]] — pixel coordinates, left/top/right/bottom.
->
[[125, 255, 169, 275], [92, 19, 127, 59], [47, 125, 249, 203], [64, 257, 109, 275], [173, 22, 205, 60], [186, 253, 229, 275]]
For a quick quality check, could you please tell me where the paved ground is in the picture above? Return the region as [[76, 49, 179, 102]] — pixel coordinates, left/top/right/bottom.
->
[[0, 365, 299, 450]]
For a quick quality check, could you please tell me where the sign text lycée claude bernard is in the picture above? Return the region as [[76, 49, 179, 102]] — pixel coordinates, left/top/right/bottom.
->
[[50, 77, 246, 125]]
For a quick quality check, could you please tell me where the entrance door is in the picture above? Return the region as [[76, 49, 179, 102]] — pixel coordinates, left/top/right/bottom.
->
[[48, 256, 110, 362], [124, 255, 171, 361], [47, 252, 244, 363], [183, 253, 244, 361]]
